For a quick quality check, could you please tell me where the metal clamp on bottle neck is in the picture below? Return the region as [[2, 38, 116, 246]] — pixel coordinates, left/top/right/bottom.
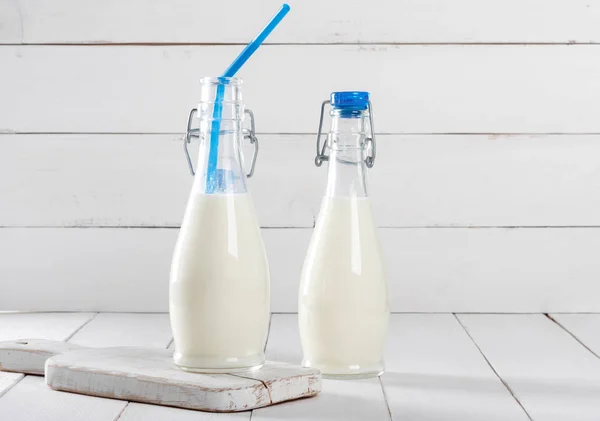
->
[[183, 107, 259, 177], [314, 98, 376, 168]]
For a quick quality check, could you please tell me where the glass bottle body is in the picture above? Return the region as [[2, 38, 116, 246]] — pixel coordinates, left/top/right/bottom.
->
[[170, 77, 270, 373], [299, 106, 389, 379]]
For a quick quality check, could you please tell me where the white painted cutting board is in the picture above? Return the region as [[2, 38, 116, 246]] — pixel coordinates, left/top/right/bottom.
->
[[0, 339, 321, 412]]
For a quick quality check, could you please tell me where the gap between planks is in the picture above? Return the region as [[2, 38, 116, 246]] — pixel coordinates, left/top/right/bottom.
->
[[2, 42, 600, 47], [8, 226, 600, 230], [6, 131, 600, 136], [453, 314, 533, 421], [544, 314, 600, 360]]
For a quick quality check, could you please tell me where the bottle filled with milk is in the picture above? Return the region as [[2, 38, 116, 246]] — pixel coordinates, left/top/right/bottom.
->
[[299, 91, 389, 379], [170, 77, 269, 373]]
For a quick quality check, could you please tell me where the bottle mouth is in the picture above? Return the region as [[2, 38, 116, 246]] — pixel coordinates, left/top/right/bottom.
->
[[200, 76, 243, 86]]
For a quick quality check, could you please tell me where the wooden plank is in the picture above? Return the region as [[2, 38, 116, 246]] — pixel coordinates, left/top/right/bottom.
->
[[457, 314, 600, 421], [4, 134, 600, 228], [549, 314, 600, 357], [0, 228, 177, 312], [0, 313, 95, 342], [0, 134, 316, 228], [1, 0, 600, 44], [0, 228, 310, 312], [252, 314, 390, 421], [0, 372, 22, 397], [5, 228, 600, 312], [67, 313, 172, 348], [382, 314, 529, 421], [0, 375, 126, 421], [118, 402, 248, 421], [2, 46, 600, 134]]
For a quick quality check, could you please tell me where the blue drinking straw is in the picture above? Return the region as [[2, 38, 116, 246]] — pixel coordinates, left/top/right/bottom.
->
[[206, 4, 291, 193]]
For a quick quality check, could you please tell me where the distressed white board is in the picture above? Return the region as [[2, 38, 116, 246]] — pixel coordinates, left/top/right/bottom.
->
[[381, 314, 529, 421], [118, 402, 248, 421], [0, 375, 127, 421], [0, 313, 94, 395], [549, 314, 600, 357], [458, 314, 600, 421], [5, 228, 600, 312], [1, 0, 600, 44], [252, 314, 390, 421], [2, 46, 600, 134], [0, 339, 321, 412], [0, 312, 180, 420], [4, 134, 600, 228]]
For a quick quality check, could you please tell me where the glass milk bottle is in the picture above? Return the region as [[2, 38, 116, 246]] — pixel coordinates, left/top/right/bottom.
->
[[299, 91, 389, 379], [170, 77, 270, 373]]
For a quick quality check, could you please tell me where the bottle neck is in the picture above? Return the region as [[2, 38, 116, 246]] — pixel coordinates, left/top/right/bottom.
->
[[325, 111, 370, 198], [193, 78, 248, 195]]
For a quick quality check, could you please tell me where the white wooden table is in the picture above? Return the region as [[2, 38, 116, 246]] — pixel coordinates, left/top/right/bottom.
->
[[1, 313, 599, 420]]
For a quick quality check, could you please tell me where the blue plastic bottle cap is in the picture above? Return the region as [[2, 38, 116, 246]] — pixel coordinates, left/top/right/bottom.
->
[[330, 91, 370, 110]]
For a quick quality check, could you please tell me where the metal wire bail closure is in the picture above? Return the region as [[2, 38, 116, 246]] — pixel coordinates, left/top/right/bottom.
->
[[365, 100, 376, 168], [184, 108, 199, 175], [314, 99, 377, 168], [315, 100, 330, 167], [242, 108, 259, 178], [182, 107, 259, 178]]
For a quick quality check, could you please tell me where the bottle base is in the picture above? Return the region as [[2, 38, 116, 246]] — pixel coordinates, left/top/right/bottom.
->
[[176, 363, 264, 374], [322, 369, 384, 380], [174, 351, 265, 374], [302, 359, 384, 380]]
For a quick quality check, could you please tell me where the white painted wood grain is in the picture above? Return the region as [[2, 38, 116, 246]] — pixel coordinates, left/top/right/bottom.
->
[[5, 134, 600, 228], [118, 402, 248, 421], [380, 227, 600, 313], [1, 0, 599, 44], [382, 314, 529, 421], [0, 228, 310, 312], [0, 375, 126, 421], [67, 313, 172, 348], [253, 314, 390, 421], [550, 314, 600, 357], [0, 372, 23, 397], [0, 228, 177, 312], [0, 134, 315, 228], [0, 313, 95, 341], [458, 314, 600, 421], [2, 46, 600, 134], [5, 228, 600, 312]]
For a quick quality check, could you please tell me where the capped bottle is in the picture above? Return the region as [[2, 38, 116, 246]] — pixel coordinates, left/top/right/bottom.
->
[[299, 91, 389, 379]]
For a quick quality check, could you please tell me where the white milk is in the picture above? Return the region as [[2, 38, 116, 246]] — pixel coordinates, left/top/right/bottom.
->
[[170, 193, 270, 372], [299, 196, 389, 378]]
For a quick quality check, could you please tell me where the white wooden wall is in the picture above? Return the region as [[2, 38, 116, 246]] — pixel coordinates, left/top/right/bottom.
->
[[2, 0, 600, 312]]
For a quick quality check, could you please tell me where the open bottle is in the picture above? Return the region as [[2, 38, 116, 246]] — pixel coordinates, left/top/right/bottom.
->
[[299, 91, 389, 379], [170, 77, 270, 373]]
